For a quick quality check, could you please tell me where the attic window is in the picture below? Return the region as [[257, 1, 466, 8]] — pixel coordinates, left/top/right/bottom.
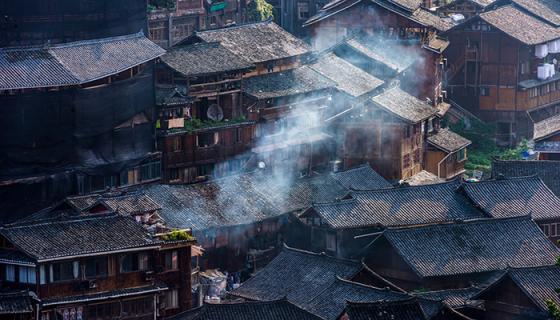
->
[[298, 2, 309, 20]]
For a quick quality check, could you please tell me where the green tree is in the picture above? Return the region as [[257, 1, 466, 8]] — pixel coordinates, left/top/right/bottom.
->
[[546, 299, 560, 320], [246, 0, 274, 21]]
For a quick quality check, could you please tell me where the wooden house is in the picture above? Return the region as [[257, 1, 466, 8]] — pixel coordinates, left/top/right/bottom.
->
[[157, 42, 258, 183], [473, 265, 560, 320], [425, 128, 472, 179], [491, 158, 560, 196], [443, 1, 560, 145], [438, 0, 497, 19], [147, 0, 206, 48], [299, 179, 484, 258], [460, 176, 560, 245], [0, 291, 36, 320], [337, 86, 438, 181], [533, 113, 560, 160], [0, 214, 195, 320], [141, 170, 350, 272], [364, 216, 560, 291]]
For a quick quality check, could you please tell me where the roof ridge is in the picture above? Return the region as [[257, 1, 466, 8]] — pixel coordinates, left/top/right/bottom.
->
[[283, 244, 360, 265], [385, 215, 531, 232], [354, 178, 460, 194], [196, 19, 273, 34], [334, 276, 409, 294], [1, 213, 123, 230]]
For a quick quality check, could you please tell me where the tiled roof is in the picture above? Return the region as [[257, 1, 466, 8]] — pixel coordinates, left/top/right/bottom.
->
[[371, 86, 437, 123], [411, 8, 454, 31], [491, 159, 560, 196], [379, 217, 560, 278], [461, 176, 560, 220], [141, 171, 349, 231], [102, 193, 161, 216], [415, 287, 482, 308], [194, 21, 310, 64], [479, 5, 560, 45], [230, 246, 362, 302], [243, 66, 335, 99], [161, 42, 253, 77], [512, 0, 560, 27], [303, 0, 363, 26], [310, 180, 483, 229], [0, 249, 35, 266], [372, 0, 454, 31], [534, 141, 560, 153], [156, 86, 192, 106], [345, 38, 415, 73], [0, 32, 165, 90], [506, 266, 560, 311], [0, 291, 35, 314], [42, 283, 168, 306], [331, 165, 392, 190], [427, 129, 471, 153], [344, 299, 433, 320], [167, 299, 323, 320], [0, 215, 157, 261], [533, 113, 560, 141], [470, 0, 497, 8], [388, 0, 423, 11], [308, 53, 384, 98], [305, 278, 410, 320]]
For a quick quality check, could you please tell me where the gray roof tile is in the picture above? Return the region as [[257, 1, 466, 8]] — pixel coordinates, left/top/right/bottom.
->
[[461, 176, 560, 220], [512, 0, 560, 27], [507, 265, 560, 311], [371, 86, 437, 123], [0, 291, 35, 315], [243, 66, 335, 99], [1, 215, 157, 261], [533, 113, 560, 141], [331, 165, 392, 190], [427, 129, 471, 153], [380, 217, 560, 278], [491, 159, 560, 197], [0, 32, 165, 90], [195, 21, 310, 64], [161, 42, 253, 76]]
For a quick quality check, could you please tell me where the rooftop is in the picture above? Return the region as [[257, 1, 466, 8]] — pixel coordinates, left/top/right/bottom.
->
[[372, 0, 454, 31], [0, 291, 35, 315], [0, 32, 165, 90], [308, 180, 483, 229], [427, 128, 471, 153], [141, 170, 349, 231], [194, 21, 310, 64], [161, 42, 253, 77], [479, 5, 560, 45], [344, 38, 415, 73], [243, 66, 335, 99], [167, 299, 323, 320], [461, 176, 560, 220], [500, 266, 560, 311], [308, 53, 385, 98], [404, 170, 445, 186], [343, 298, 445, 320], [303, 0, 363, 27], [512, 0, 560, 27], [378, 216, 560, 278], [304, 278, 410, 320], [533, 113, 560, 141], [1, 215, 158, 261], [230, 246, 362, 302], [491, 159, 560, 196], [415, 287, 483, 308], [331, 164, 393, 190], [371, 86, 437, 123]]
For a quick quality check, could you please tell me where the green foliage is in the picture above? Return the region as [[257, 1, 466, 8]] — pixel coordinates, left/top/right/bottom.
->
[[556, 256, 560, 266], [181, 116, 247, 133], [449, 119, 530, 177], [246, 0, 275, 22], [161, 229, 195, 241], [148, 0, 176, 11], [546, 299, 560, 320]]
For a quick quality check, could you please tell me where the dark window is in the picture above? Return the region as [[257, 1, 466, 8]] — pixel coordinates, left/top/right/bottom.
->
[[120, 253, 150, 273], [172, 137, 183, 152], [235, 127, 242, 143], [83, 257, 108, 279], [51, 261, 75, 282], [413, 149, 420, 163], [480, 87, 490, 96], [140, 162, 161, 181], [403, 154, 411, 169], [164, 250, 179, 270], [197, 132, 218, 147]]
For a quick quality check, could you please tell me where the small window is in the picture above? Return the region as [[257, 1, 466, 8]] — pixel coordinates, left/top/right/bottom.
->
[[480, 87, 490, 96], [197, 132, 219, 147], [267, 61, 275, 73], [120, 254, 138, 273], [551, 224, 558, 237], [5, 265, 15, 282], [457, 148, 467, 162], [166, 289, 179, 309], [297, 2, 309, 20], [165, 251, 179, 270], [542, 224, 550, 236], [413, 149, 421, 163], [326, 233, 336, 252], [169, 168, 180, 181], [51, 261, 76, 282], [19, 266, 36, 284], [138, 253, 150, 271], [235, 127, 242, 143], [84, 257, 108, 279], [403, 154, 411, 169]]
